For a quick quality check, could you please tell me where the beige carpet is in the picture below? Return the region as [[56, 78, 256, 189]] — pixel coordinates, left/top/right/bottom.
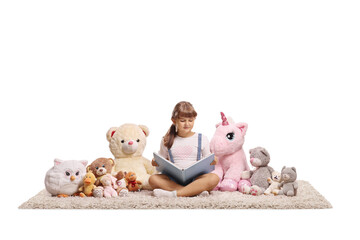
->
[[19, 180, 331, 209]]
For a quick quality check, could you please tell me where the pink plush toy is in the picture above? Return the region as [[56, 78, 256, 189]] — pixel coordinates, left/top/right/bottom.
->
[[210, 112, 251, 192], [100, 174, 118, 198]]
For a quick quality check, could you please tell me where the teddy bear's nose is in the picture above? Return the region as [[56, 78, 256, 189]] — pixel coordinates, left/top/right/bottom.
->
[[128, 141, 133, 145]]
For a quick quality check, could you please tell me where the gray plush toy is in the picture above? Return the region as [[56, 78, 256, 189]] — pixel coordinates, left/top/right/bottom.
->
[[278, 166, 298, 197], [241, 147, 274, 196]]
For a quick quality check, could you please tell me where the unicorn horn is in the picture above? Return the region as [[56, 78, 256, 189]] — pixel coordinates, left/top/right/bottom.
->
[[220, 112, 229, 126]]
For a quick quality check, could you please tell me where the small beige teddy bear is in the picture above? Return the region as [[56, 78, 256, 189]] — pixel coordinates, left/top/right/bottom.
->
[[264, 171, 281, 195]]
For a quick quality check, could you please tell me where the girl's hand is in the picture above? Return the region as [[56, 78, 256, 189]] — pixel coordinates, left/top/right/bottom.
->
[[151, 158, 158, 167], [211, 156, 218, 165]]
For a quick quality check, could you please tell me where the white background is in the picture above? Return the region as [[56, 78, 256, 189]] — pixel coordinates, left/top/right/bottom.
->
[[1, 0, 359, 239]]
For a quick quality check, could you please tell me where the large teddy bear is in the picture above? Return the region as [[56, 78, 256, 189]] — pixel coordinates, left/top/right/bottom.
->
[[106, 123, 156, 190], [210, 112, 251, 192]]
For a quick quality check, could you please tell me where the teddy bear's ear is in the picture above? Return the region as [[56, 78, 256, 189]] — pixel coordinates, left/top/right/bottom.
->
[[282, 166, 286, 171], [291, 167, 297, 173], [106, 127, 118, 142], [260, 150, 268, 157], [108, 158, 115, 166], [139, 125, 149, 137]]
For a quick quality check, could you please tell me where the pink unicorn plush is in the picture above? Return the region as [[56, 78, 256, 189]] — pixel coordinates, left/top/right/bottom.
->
[[210, 112, 251, 192]]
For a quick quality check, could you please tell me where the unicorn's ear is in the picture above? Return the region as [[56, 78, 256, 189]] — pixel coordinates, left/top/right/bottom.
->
[[236, 123, 248, 136]]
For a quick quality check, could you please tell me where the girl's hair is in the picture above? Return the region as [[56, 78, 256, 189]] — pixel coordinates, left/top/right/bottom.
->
[[163, 101, 197, 149]]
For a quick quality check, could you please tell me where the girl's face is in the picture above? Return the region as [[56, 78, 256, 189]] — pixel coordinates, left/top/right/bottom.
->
[[173, 117, 195, 137]]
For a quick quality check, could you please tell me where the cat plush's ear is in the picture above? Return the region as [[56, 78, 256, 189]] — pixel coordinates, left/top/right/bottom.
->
[[80, 160, 88, 167], [54, 158, 63, 166]]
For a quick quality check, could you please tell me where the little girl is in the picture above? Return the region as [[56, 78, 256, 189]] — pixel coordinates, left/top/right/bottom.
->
[[149, 101, 220, 197]]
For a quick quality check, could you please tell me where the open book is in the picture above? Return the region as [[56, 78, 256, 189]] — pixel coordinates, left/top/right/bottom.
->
[[153, 152, 215, 186]]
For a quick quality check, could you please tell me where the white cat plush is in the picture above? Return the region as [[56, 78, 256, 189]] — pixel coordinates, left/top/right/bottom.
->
[[44, 158, 88, 197]]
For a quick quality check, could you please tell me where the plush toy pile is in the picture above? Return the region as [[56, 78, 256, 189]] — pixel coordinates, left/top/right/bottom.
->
[[44, 114, 298, 198], [44, 123, 156, 198], [209, 112, 298, 197], [44, 157, 147, 198]]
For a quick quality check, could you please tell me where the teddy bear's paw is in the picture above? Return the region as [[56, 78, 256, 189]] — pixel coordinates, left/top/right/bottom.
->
[[220, 179, 237, 192], [286, 191, 294, 197], [250, 189, 259, 196], [118, 189, 129, 197], [250, 186, 263, 196]]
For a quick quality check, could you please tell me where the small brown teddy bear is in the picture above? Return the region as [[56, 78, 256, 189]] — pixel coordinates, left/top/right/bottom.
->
[[114, 171, 129, 196], [87, 158, 115, 186], [125, 172, 142, 192]]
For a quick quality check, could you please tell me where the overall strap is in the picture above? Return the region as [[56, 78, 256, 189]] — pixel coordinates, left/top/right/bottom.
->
[[168, 149, 175, 163], [197, 133, 202, 161]]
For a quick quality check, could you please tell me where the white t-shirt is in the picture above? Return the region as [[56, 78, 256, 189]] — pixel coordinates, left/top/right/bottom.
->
[[158, 133, 211, 169]]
